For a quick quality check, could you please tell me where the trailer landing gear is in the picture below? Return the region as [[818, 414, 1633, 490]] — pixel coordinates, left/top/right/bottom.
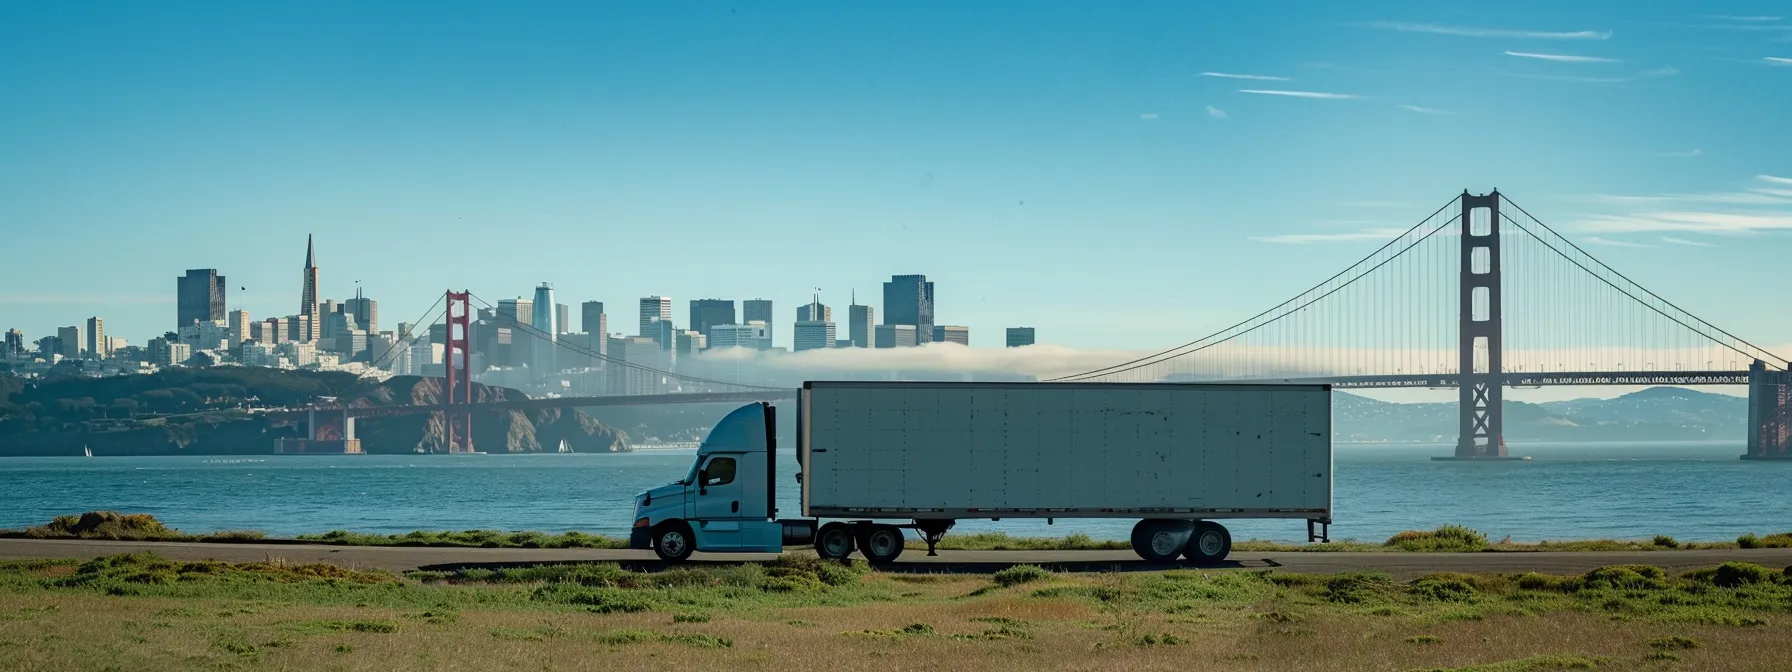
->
[[916, 520, 953, 557]]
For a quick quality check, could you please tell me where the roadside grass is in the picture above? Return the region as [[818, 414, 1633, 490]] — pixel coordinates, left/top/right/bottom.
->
[[4, 513, 1784, 553], [3, 552, 1792, 670]]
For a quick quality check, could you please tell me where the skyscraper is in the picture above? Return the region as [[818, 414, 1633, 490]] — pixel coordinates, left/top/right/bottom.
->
[[555, 303, 570, 335], [848, 293, 874, 348], [178, 269, 227, 329], [228, 310, 252, 347], [1005, 327, 1036, 347], [931, 325, 970, 346], [639, 296, 672, 337], [343, 289, 378, 335], [796, 302, 831, 323], [57, 326, 81, 359], [299, 235, 319, 341], [581, 301, 605, 335], [85, 317, 107, 359], [497, 298, 534, 327], [531, 283, 557, 377], [3, 329, 22, 357], [743, 299, 773, 347], [688, 299, 735, 338], [793, 292, 836, 352], [882, 274, 935, 344]]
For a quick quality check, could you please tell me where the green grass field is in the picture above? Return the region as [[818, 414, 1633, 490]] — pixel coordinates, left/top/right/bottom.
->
[[3, 551, 1792, 670]]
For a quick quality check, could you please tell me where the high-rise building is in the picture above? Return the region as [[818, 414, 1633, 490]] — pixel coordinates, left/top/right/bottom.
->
[[37, 336, 60, 360], [57, 326, 82, 359], [882, 274, 935, 344], [649, 318, 676, 350], [875, 324, 918, 348], [343, 289, 378, 334], [1005, 327, 1036, 347], [85, 317, 107, 359], [555, 303, 570, 335], [676, 330, 706, 357], [688, 299, 736, 338], [178, 269, 227, 329], [848, 294, 874, 348], [228, 310, 252, 347], [496, 298, 534, 327], [743, 299, 773, 347], [264, 317, 290, 344], [299, 235, 320, 341], [3, 329, 22, 357], [531, 283, 557, 377], [639, 296, 672, 337], [707, 323, 770, 350], [931, 325, 970, 346], [580, 301, 605, 335], [793, 292, 836, 352]]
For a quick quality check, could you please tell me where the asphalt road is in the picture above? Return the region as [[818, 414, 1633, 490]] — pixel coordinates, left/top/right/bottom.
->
[[4, 539, 1791, 579]]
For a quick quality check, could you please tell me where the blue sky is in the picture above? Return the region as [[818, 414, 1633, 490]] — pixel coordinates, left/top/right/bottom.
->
[[2, 1, 1789, 358]]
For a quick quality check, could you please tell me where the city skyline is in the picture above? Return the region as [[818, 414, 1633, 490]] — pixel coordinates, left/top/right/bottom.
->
[[1, 1, 1789, 403]]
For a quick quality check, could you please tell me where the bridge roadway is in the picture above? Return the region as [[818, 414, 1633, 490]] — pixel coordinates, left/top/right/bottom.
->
[[5, 538, 1791, 580]]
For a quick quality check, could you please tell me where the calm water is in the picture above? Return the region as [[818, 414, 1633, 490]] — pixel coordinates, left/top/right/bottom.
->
[[1, 442, 1786, 543]]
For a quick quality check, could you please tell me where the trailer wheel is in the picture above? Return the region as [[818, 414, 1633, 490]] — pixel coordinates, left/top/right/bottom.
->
[[1184, 521, 1232, 564], [815, 523, 855, 561], [1130, 519, 1192, 563], [861, 525, 905, 565], [653, 521, 696, 563]]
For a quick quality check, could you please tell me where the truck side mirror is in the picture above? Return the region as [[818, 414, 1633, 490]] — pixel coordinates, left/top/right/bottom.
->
[[698, 469, 708, 495]]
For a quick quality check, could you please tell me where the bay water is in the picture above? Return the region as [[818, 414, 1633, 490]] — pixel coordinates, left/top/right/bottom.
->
[[1, 441, 1785, 544]]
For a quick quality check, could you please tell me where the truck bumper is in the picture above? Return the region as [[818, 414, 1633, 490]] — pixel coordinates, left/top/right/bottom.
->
[[629, 527, 652, 550]]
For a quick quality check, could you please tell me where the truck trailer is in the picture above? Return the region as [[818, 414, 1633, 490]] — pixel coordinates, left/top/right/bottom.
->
[[630, 381, 1332, 564]]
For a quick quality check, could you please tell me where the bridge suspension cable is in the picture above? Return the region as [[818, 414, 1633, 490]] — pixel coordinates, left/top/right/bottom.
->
[[360, 292, 447, 376]]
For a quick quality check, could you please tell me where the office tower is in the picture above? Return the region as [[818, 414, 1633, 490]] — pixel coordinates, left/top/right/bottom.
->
[[85, 317, 107, 359], [107, 337, 127, 352], [3, 329, 22, 357], [286, 315, 311, 343], [37, 336, 60, 359], [743, 299, 773, 347], [264, 317, 289, 344], [882, 274, 935, 344], [343, 289, 378, 334], [580, 301, 605, 334], [688, 299, 736, 338], [178, 269, 227, 329], [299, 235, 320, 341], [875, 324, 917, 348], [555, 303, 570, 335], [796, 302, 831, 323], [676, 330, 706, 357], [531, 283, 557, 377], [649, 318, 676, 350], [931, 325, 970, 346], [707, 323, 770, 350], [639, 296, 672, 337], [793, 292, 836, 352], [228, 310, 252, 347], [57, 326, 82, 359], [1006, 327, 1036, 347], [320, 299, 338, 318], [848, 293, 873, 348], [497, 298, 534, 327]]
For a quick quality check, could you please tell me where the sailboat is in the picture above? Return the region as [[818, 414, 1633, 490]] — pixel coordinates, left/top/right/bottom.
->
[[83, 445, 93, 458]]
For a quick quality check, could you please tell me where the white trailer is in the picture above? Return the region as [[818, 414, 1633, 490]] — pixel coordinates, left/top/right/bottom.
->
[[630, 381, 1332, 564]]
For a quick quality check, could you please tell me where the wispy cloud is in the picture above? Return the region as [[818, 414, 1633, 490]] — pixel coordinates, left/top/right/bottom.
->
[[1496, 67, 1677, 84], [1250, 228, 1408, 244], [1341, 200, 1409, 208], [1584, 191, 1789, 205], [1357, 21, 1611, 40], [1397, 104, 1456, 114], [1505, 50, 1621, 63], [1238, 89, 1362, 100], [1709, 15, 1782, 22], [1768, 57, 1792, 66], [1760, 175, 1792, 186], [1584, 236, 1654, 247], [1657, 148, 1703, 158], [1205, 105, 1227, 119], [1575, 212, 1792, 234], [1138, 112, 1159, 120], [1199, 72, 1291, 81], [1756, 188, 1792, 197], [1661, 236, 1717, 247]]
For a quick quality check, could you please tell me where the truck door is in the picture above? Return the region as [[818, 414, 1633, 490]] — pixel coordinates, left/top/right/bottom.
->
[[692, 453, 743, 549]]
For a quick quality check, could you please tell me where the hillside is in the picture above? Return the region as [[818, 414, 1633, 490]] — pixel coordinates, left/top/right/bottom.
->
[[1334, 387, 1745, 443]]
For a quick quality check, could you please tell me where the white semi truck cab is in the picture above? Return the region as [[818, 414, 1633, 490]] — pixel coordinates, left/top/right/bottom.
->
[[631, 382, 1335, 565]]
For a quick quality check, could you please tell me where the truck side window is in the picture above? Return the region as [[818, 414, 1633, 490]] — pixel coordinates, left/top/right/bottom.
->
[[704, 457, 736, 486]]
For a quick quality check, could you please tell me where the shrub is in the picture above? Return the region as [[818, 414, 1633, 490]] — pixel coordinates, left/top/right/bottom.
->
[[1652, 535, 1678, 548], [1321, 572, 1397, 604], [993, 565, 1052, 587], [1409, 575, 1478, 602], [1737, 532, 1792, 549], [1384, 525, 1488, 552], [1712, 562, 1773, 588], [1580, 565, 1667, 591], [24, 512, 184, 540]]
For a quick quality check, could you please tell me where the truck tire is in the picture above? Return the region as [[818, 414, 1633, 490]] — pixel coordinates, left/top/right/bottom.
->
[[860, 525, 905, 565], [816, 523, 855, 561], [1130, 519, 1192, 563], [653, 521, 696, 563], [1184, 521, 1232, 564]]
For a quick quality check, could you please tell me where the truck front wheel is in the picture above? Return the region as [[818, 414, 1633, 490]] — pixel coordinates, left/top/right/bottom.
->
[[1130, 519, 1192, 563], [816, 523, 855, 561], [860, 525, 905, 565], [653, 521, 696, 563]]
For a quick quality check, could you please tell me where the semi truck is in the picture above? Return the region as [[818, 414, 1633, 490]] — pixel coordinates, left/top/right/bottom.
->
[[630, 381, 1332, 565]]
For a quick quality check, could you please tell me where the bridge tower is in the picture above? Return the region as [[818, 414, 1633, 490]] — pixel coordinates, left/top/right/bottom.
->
[[1455, 191, 1506, 458], [443, 290, 474, 453]]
